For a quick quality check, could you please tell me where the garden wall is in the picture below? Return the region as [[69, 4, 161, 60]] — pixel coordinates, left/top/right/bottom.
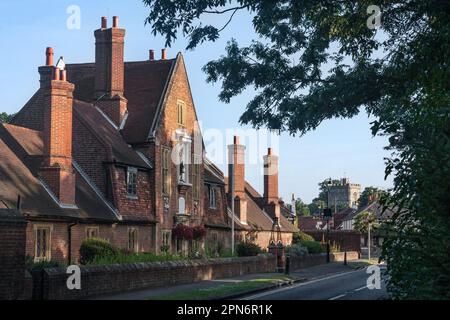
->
[[0, 209, 27, 300], [32, 255, 276, 300], [289, 251, 359, 271], [304, 230, 361, 252]]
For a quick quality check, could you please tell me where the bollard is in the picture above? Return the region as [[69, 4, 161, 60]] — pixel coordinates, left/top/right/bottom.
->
[[285, 255, 290, 275]]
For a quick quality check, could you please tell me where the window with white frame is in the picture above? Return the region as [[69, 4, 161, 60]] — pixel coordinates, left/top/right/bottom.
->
[[35, 226, 51, 262], [128, 228, 138, 252], [126, 167, 138, 198]]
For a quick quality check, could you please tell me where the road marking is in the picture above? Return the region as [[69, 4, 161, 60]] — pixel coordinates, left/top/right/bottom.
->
[[328, 286, 367, 300], [355, 286, 367, 292], [329, 294, 346, 300], [241, 269, 363, 300]]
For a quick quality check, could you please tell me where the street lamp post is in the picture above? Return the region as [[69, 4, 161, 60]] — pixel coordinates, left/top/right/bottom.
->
[[324, 178, 333, 263]]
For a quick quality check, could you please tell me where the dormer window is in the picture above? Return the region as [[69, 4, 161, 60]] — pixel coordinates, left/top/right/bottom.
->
[[126, 167, 138, 198], [177, 100, 186, 126]]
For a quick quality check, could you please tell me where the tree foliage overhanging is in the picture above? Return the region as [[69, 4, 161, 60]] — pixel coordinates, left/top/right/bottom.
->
[[143, 0, 450, 299]]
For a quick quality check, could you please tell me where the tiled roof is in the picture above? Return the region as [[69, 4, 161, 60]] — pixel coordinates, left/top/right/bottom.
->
[[66, 59, 176, 144], [298, 216, 324, 231], [0, 123, 120, 222], [73, 100, 151, 169]]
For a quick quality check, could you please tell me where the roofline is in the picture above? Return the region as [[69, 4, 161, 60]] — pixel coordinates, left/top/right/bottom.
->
[[147, 55, 179, 139], [72, 160, 122, 221]]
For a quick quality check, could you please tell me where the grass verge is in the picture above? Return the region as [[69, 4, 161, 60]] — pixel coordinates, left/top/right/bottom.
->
[[149, 275, 294, 300], [348, 258, 381, 269]]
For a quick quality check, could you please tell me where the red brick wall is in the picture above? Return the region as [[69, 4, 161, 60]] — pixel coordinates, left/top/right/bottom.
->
[[289, 251, 359, 271], [33, 255, 276, 300], [0, 210, 27, 300], [304, 230, 362, 252]]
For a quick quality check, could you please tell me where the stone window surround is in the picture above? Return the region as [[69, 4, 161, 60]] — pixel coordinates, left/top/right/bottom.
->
[[86, 226, 100, 239], [127, 227, 139, 252], [34, 224, 53, 262]]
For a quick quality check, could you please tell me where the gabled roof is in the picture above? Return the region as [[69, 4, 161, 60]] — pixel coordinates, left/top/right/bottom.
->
[[65, 59, 176, 144], [0, 124, 119, 222]]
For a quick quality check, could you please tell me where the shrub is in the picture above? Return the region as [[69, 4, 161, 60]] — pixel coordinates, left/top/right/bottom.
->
[[287, 244, 308, 257], [172, 224, 194, 240], [25, 255, 63, 271], [79, 237, 119, 265], [236, 242, 263, 257], [292, 231, 314, 243], [192, 226, 206, 240], [298, 240, 326, 254], [87, 252, 183, 266]]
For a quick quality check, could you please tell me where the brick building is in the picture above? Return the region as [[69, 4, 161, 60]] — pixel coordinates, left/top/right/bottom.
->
[[0, 16, 297, 263]]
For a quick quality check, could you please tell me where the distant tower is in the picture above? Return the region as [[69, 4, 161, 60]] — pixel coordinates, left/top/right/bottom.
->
[[291, 193, 298, 227]]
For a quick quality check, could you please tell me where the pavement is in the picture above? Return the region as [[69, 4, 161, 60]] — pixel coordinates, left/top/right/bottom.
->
[[90, 261, 379, 300]]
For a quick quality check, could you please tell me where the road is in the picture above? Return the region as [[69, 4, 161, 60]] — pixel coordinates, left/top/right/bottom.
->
[[242, 266, 388, 300]]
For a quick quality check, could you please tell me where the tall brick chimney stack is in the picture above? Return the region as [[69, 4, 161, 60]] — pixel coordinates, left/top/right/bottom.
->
[[94, 16, 128, 126], [228, 136, 247, 224], [39, 50, 76, 206], [263, 148, 280, 220]]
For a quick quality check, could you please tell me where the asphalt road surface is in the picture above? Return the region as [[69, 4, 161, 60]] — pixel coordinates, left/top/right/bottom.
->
[[242, 266, 388, 300]]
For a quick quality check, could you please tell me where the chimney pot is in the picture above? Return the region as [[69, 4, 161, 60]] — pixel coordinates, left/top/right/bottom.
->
[[161, 48, 167, 60], [53, 68, 60, 81], [101, 16, 107, 29], [149, 49, 155, 61], [60, 69, 67, 82], [46, 47, 54, 66], [234, 136, 240, 145], [113, 16, 119, 28], [268, 148, 272, 155]]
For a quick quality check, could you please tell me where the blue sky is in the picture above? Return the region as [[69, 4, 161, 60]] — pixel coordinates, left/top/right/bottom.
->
[[0, 0, 393, 203]]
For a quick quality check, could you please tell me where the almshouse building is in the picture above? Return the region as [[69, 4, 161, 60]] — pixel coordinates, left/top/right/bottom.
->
[[0, 16, 297, 263]]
